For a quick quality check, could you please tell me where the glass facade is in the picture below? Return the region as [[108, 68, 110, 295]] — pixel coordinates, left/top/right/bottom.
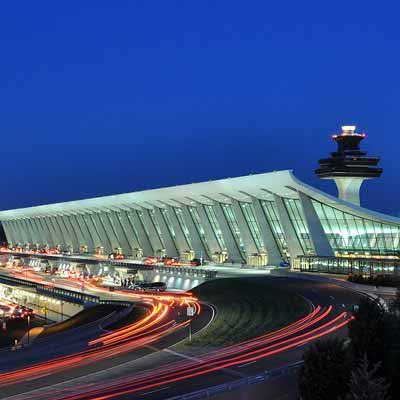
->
[[4, 184, 400, 266], [148, 209, 165, 248], [188, 206, 211, 255], [240, 202, 265, 252], [221, 203, 246, 255], [260, 200, 288, 256], [105, 213, 120, 245], [204, 205, 226, 250], [160, 208, 177, 245], [312, 199, 400, 257], [294, 255, 400, 276], [174, 207, 192, 249], [124, 212, 140, 243], [284, 198, 314, 254], [112, 213, 130, 247], [136, 211, 148, 237]]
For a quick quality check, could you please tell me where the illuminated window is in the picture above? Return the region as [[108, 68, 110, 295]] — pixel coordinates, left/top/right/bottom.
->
[[173, 207, 192, 248], [221, 203, 246, 255], [188, 206, 211, 254], [148, 209, 165, 248], [240, 202, 265, 252], [260, 200, 288, 256], [312, 199, 400, 257], [284, 198, 314, 254], [204, 205, 226, 249]]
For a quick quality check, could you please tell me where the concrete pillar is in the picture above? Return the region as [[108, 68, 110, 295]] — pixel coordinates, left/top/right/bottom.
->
[[99, 213, 120, 250], [139, 209, 164, 255], [42, 217, 59, 246], [18, 218, 32, 244], [129, 210, 154, 256], [7, 221, 19, 244], [153, 207, 179, 257], [58, 215, 79, 251], [231, 199, 259, 255], [118, 211, 141, 250], [8, 221, 20, 244], [333, 177, 364, 206], [107, 212, 131, 255], [59, 215, 76, 249], [37, 217, 56, 247], [298, 192, 334, 256], [180, 204, 210, 259], [22, 219, 39, 245], [195, 204, 222, 255], [2, 221, 15, 244], [42, 217, 61, 247], [273, 195, 304, 259], [212, 201, 244, 263], [91, 214, 113, 253], [251, 197, 282, 265], [83, 214, 103, 250], [74, 214, 96, 252], [14, 220, 27, 245], [20, 219, 36, 245], [166, 206, 191, 254], [4, 221, 16, 244], [67, 215, 86, 249], [49, 216, 69, 248]]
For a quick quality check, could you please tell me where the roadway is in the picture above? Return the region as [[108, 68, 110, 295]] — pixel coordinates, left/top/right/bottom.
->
[[0, 271, 362, 400], [0, 267, 214, 399]]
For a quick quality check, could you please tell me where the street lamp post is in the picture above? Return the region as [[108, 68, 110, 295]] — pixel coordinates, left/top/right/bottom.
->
[[27, 315, 31, 345]]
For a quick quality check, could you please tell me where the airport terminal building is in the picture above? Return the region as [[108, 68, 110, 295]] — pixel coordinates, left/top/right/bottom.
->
[[0, 126, 399, 274]]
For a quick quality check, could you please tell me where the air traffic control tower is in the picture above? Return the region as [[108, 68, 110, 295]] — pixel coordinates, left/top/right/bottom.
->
[[316, 125, 382, 206]]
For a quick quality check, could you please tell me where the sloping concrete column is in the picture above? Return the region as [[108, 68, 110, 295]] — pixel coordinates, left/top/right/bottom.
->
[[74, 214, 96, 252], [273, 195, 304, 259], [195, 204, 221, 256], [166, 206, 191, 254], [231, 199, 258, 255], [251, 197, 282, 265], [298, 192, 334, 256], [152, 207, 179, 257], [180, 204, 210, 259], [212, 201, 244, 263], [138, 209, 163, 256], [108, 212, 132, 255]]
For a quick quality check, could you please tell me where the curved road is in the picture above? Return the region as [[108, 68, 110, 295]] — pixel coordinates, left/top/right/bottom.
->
[[0, 272, 362, 400]]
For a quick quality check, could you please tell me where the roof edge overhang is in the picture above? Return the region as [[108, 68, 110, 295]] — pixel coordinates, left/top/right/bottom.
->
[[0, 170, 295, 219], [287, 171, 400, 226], [0, 169, 399, 227]]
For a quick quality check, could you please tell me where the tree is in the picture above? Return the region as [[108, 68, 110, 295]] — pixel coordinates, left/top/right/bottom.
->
[[346, 355, 390, 400], [382, 311, 400, 398], [348, 297, 385, 367], [298, 337, 351, 400], [389, 287, 400, 315]]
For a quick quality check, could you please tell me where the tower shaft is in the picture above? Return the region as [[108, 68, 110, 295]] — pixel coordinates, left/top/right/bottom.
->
[[316, 125, 382, 205]]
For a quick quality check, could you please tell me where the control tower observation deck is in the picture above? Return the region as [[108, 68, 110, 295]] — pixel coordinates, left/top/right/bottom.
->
[[315, 125, 382, 206]]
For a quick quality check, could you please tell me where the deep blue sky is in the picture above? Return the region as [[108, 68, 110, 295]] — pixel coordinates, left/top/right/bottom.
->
[[0, 1, 399, 215]]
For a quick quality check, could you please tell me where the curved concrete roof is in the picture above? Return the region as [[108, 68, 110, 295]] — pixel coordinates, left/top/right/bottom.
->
[[0, 169, 399, 227]]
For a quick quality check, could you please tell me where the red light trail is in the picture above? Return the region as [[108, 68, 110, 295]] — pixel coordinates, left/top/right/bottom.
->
[[0, 265, 353, 400]]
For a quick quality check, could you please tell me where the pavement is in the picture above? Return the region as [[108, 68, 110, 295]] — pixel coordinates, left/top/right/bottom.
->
[[1, 265, 390, 400], [0, 276, 362, 400]]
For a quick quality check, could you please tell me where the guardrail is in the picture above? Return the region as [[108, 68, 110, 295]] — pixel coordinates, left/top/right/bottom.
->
[[1, 251, 220, 278], [154, 266, 218, 279], [0, 274, 101, 305], [99, 299, 134, 307], [166, 361, 304, 400]]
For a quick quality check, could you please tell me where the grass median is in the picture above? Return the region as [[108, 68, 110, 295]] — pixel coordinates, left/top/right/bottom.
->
[[186, 277, 309, 348]]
